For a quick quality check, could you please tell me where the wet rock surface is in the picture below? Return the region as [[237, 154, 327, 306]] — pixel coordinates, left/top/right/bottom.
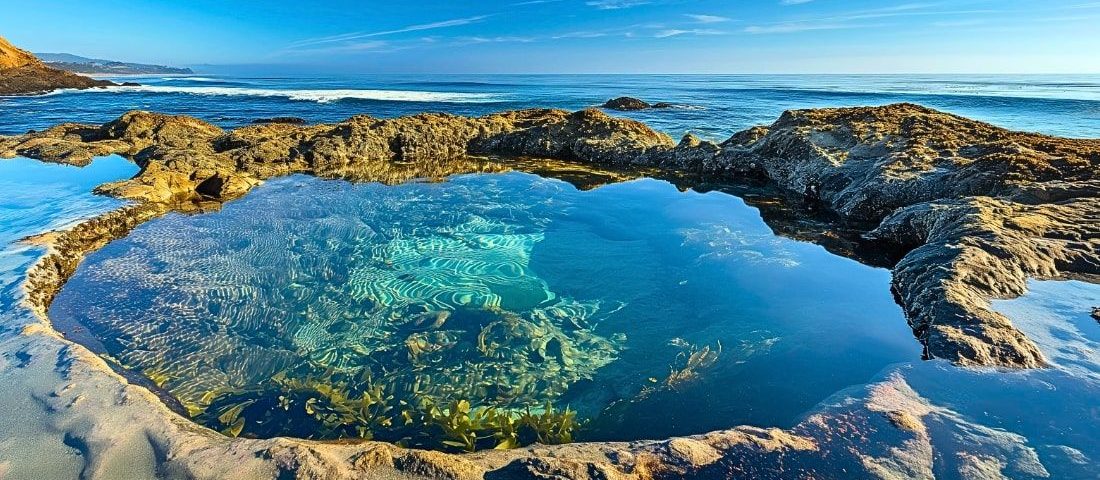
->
[[602, 97, 675, 111], [0, 36, 115, 95], [251, 116, 308, 125], [4, 103, 1096, 370]]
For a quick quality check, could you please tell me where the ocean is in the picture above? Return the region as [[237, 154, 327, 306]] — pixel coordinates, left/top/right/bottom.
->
[[3, 74, 1100, 139]]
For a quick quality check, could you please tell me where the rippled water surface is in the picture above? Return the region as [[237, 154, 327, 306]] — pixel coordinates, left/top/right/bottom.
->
[[50, 172, 918, 443]]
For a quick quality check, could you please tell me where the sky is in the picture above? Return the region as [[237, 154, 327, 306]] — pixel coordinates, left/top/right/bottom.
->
[[2, 0, 1100, 73]]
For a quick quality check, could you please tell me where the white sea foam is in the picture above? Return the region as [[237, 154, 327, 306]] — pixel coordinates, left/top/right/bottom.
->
[[169, 77, 221, 82], [49, 85, 505, 103]]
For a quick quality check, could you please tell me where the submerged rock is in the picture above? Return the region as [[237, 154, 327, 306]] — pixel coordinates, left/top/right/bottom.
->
[[5, 103, 1097, 371]]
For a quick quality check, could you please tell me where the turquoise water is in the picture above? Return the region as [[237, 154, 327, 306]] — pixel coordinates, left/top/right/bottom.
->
[[50, 172, 918, 443]]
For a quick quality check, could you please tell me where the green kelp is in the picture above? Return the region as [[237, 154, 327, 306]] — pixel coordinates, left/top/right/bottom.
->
[[198, 364, 583, 451], [582, 332, 789, 441], [182, 243, 622, 445], [647, 339, 723, 397]]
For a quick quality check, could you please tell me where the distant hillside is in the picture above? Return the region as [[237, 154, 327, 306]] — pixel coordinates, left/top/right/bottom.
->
[[0, 36, 114, 95], [36, 52, 192, 75]]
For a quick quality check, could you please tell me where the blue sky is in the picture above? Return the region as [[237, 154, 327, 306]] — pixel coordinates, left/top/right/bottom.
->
[[3, 0, 1099, 73]]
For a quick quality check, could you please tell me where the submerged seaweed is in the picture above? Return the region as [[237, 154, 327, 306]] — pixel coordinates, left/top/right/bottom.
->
[[199, 367, 581, 451], [48, 170, 918, 447], [51, 174, 629, 449]]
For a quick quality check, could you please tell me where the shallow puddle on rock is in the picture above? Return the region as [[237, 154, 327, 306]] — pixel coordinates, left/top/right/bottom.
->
[[50, 172, 919, 448], [992, 280, 1100, 379], [0, 156, 137, 319]]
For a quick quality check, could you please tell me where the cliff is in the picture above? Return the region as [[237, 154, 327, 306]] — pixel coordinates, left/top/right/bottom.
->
[[0, 36, 114, 95]]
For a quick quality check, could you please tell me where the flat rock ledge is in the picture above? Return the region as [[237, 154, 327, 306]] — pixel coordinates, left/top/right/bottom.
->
[[3, 102, 1098, 478]]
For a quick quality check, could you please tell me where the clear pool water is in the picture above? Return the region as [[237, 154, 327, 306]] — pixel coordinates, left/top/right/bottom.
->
[[50, 171, 918, 446]]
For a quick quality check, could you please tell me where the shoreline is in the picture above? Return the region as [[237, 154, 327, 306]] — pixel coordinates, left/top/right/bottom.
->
[[0, 102, 1097, 478]]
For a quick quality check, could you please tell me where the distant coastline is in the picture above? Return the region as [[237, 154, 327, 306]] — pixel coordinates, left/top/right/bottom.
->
[[36, 52, 193, 75]]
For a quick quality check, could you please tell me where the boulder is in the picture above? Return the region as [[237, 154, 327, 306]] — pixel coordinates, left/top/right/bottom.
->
[[602, 97, 676, 110]]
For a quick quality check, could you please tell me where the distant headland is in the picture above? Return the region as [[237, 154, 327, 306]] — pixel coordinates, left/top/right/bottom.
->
[[35, 52, 193, 75], [0, 35, 115, 95]]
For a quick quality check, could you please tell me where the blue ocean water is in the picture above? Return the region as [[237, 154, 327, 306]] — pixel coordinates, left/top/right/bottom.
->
[[2, 74, 1100, 139]]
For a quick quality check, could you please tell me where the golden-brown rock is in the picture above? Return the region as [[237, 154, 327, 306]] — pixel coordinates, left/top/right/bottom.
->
[[0, 35, 115, 95]]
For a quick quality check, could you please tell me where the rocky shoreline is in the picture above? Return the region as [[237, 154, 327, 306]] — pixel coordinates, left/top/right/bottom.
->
[[0, 36, 115, 95], [1, 102, 1097, 478], [4, 103, 1096, 371]]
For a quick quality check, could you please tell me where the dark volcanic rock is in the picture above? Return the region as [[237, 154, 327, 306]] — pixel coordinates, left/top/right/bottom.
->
[[0, 36, 115, 95], [602, 96, 674, 111], [251, 116, 307, 125], [603, 97, 650, 110], [3, 103, 1097, 369]]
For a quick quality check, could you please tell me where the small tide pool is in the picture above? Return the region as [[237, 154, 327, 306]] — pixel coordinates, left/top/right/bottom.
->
[[48, 170, 920, 449]]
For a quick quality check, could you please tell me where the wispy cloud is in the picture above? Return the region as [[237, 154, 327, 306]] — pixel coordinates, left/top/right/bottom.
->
[[684, 14, 732, 23], [932, 18, 986, 27], [511, 0, 565, 5], [451, 36, 537, 46], [654, 28, 726, 38], [586, 0, 650, 9], [552, 30, 612, 39], [781, 0, 814, 4], [745, 3, 995, 34], [278, 40, 405, 56], [744, 22, 863, 34], [288, 15, 491, 49]]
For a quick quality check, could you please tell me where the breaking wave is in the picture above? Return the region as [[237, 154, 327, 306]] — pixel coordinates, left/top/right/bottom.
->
[[55, 85, 507, 103]]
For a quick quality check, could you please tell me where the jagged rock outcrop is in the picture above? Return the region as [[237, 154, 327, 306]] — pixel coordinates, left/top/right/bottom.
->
[[0, 36, 114, 95], [3, 103, 1097, 369], [602, 97, 674, 111]]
